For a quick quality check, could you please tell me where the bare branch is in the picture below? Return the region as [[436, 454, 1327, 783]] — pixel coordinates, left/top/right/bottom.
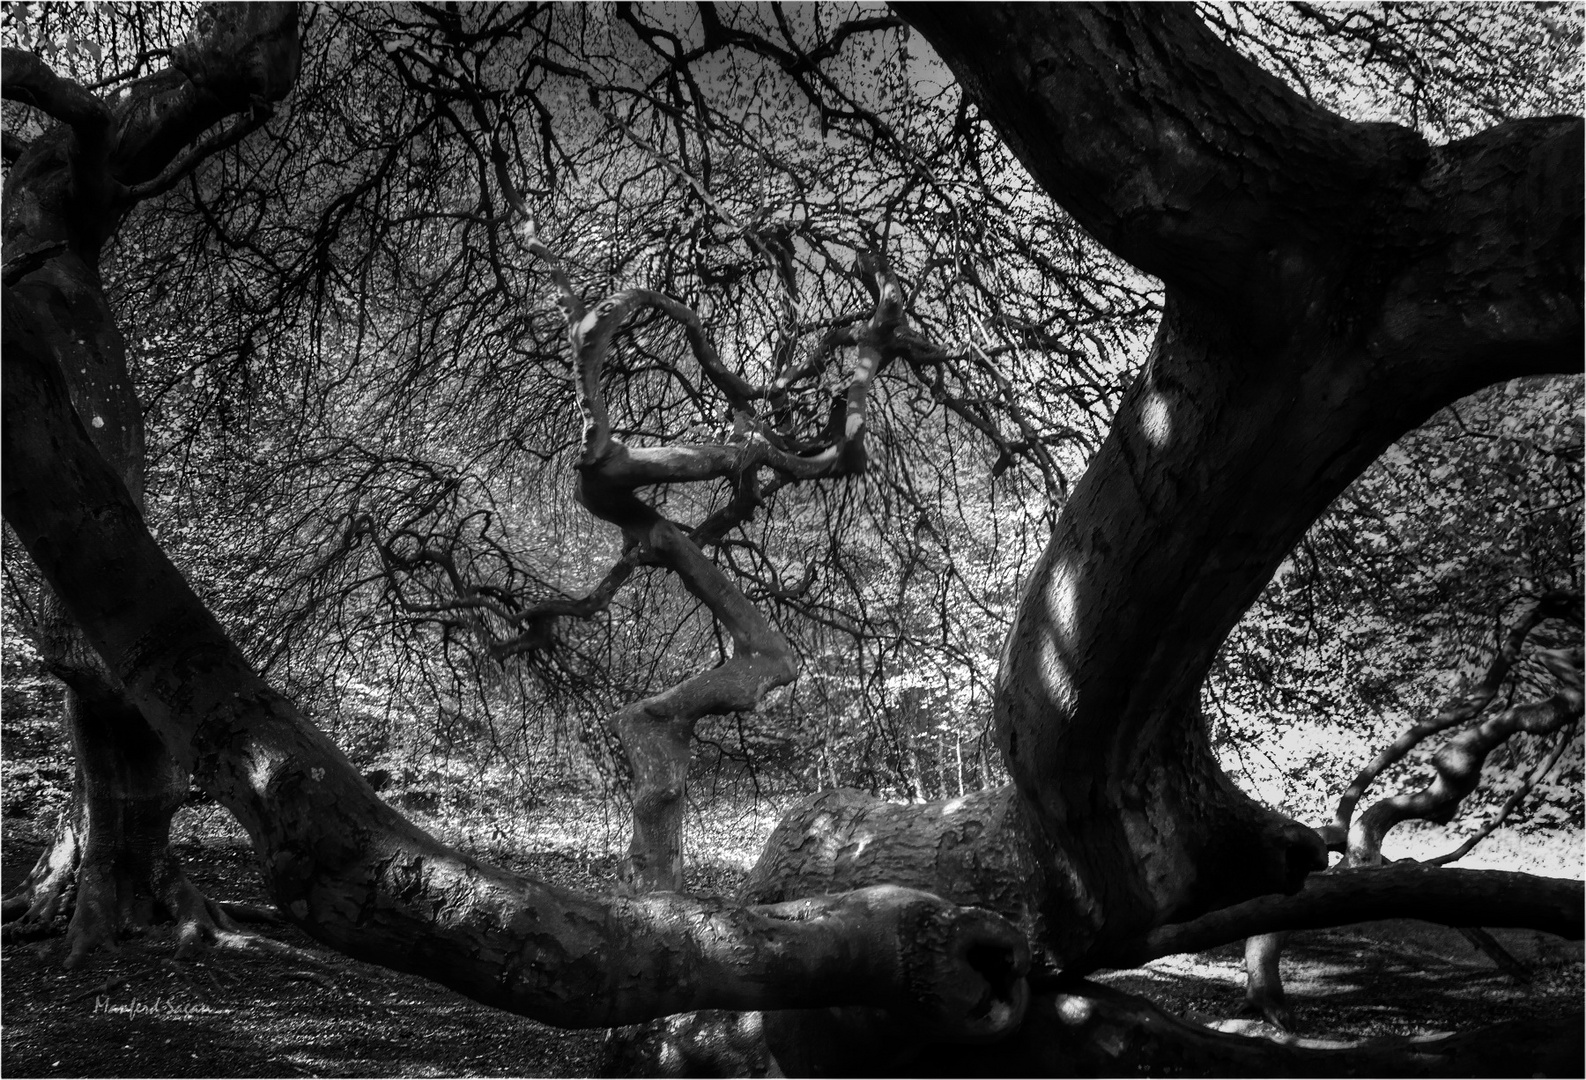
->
[[1332, 591, 1583, 835], [1349, 646, 1585, 863], [1421, 725, 1577, 868]]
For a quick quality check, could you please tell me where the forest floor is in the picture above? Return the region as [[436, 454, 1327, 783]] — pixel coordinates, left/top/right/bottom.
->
[[2, 798, 1583, 1078]]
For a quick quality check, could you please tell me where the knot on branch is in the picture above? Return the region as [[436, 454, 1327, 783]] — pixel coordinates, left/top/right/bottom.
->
[[865, 885, 1031, 1041], [173, 2, 300, 106]]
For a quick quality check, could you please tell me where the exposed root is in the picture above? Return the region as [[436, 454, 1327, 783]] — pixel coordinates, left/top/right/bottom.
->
[[3, 834, 255, 970], [2, 812, 83, 936], [217, 900, 282, 924], [210, 927, 337, 969], [1237, 992, 1294, 1033], [158, 870, 240, 961], [1, 916, 70, 944]]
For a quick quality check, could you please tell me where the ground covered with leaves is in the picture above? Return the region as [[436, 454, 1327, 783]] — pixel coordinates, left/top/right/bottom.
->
[[3, 798, 1582, 1077]]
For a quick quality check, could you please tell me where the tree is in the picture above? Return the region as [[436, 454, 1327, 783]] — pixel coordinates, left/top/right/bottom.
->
[[1, 2, 296, 962], [741, 3, 1583, 1069], [1243, 590, 1583, 1029], [2, 0, 1032, 1040], [3, 2, 1582, 1076]]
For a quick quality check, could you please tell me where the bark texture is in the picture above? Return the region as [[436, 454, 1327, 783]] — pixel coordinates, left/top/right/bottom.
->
[[743, 787, 1059, 970], [1, 2, 297, 963], [887, 1, 1583, 965]]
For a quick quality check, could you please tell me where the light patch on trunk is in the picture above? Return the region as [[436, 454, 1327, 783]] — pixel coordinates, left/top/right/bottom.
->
[[1038, 636, 1077, 712], [1140, 393, 1172, 447], [1047, 560, 1079, 640], [1056, 994, 1092, 1023], [1039, 561, 1082, 711]]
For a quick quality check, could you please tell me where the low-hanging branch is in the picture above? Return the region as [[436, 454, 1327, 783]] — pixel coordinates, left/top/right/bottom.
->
[[1106, 864, 1585, 972], [1420, 726, 1576, 868]]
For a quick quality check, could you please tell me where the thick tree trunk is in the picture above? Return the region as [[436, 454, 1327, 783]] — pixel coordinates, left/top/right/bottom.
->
[[743, 787, 1059, 968], [2, 678, 235, 964], [0, 270, 217, 962], [737, 3, 1582, 1072], [894, 0, 1581, 958], [0, 7, 283, 963], [0, 197, 216, 966]]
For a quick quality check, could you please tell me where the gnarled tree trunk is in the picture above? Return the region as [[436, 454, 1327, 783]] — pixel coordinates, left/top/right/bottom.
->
[[1, 313, 1031, 1031], [0, 19, 276, 960], [740, 2, 1583, 1072], [2, 3, 1580, 1075]]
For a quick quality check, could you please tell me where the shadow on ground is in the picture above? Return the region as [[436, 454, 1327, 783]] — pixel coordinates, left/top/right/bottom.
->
[[5, 823, 1582, 1076], [2, 834, 604, 1078]]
